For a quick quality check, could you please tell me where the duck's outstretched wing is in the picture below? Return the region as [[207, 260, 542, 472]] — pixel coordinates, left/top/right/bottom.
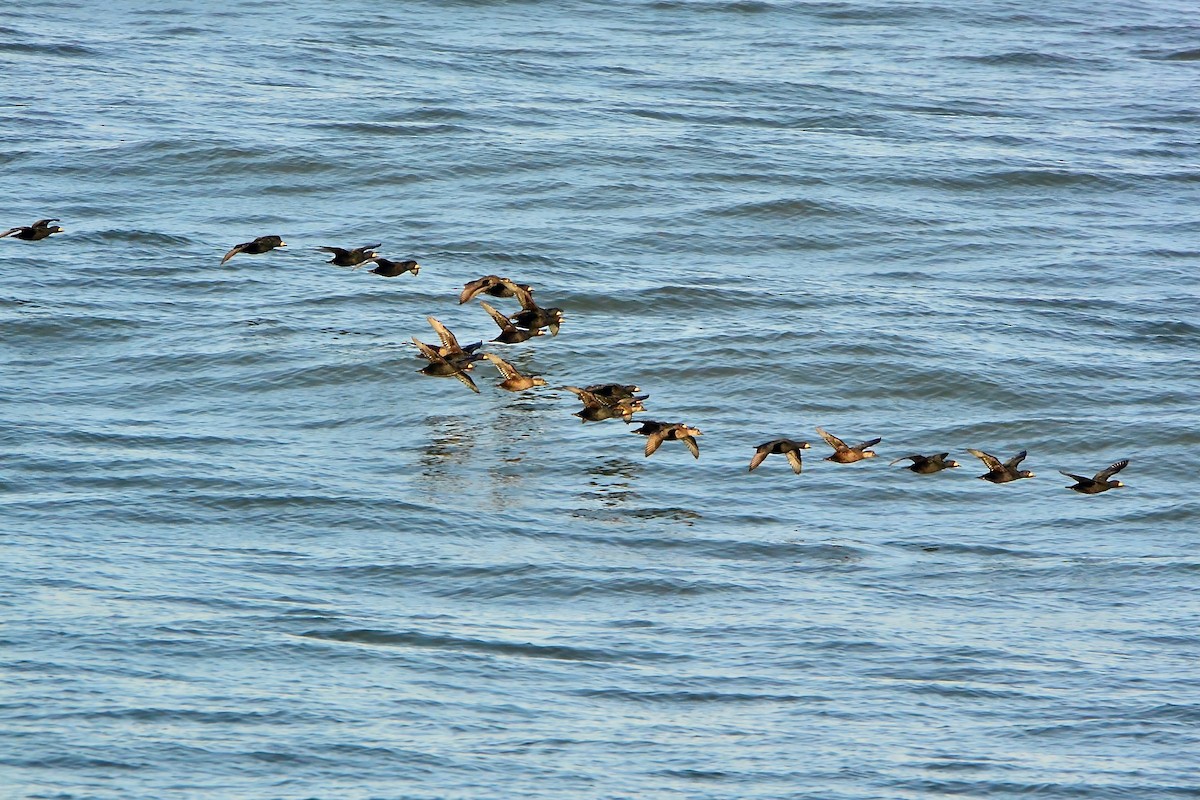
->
[[451, 368, 480, 393], [220, 242, 249, 264], [815, 427, 847, 451], [680, 434, 700, 459], [967, 449, 1002, 471], [411, 336, 442, 362], [1095, 459, 1129, 482], [426, 316, 461, 351], [479, 301, 513, 331], [484, 353, 521, 380], [1059, 470, 1091, 485], [459, 276, 499, 304], [413, 337, 479, 393], [1003, 450, 1028, 470], [563, 386, 602, 406], [507, 281, 537, 310], [748, 445, 772, 472], [644, 430, 668, 457]]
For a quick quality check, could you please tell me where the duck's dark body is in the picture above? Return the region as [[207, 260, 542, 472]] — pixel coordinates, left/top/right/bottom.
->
[[1061, 459, 1128, 493], [1, 218, 63, 240], [749, 439, 811, 473], [889, 452, 960, 474], [221, 235, 286, 264]]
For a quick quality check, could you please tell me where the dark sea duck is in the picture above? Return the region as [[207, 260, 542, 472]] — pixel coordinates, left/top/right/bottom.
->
[[507, 283, 564, 336], [459, 275, 530, 304], [220, 235, 286, 265], [1061, 459, 1129, 494], [1, 218, 64, 240], [632, 421, 703, 459], [581, 384, 641, 402], [411, 336, 479, 393], [424, 316, 483, 365], [816, 427, 881, 463], [967, 448, 1035, 483], [365, 256, 420, 277], [318, 243, 381, 267], [565, 386, 647, 422], [748, 439, 811, 474], [480, 301, 543, 344], [888, 452, 960, 474], [483, 353, 547, 392]]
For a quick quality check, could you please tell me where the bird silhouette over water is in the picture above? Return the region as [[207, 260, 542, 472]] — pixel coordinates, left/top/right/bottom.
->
[[459, 275, 529, 305], [565, 387, 646, 422], [749, 439, 811, 473], [1060, 459, 1128, 493], [967, 449, 1035, 483], [424, 316, 483, 364], [220, 235, 286, 265], [412, 336, 480, 393], [483, 354, 547, 392], [816, 427, 881, 463], [365, 256, 420, 277], [508, 283, 564, 336], [889, 453, 960, 474], [580, 384, 641, 402], [481, 301, 543, 344], [1, 218, 63, 240], [633, 421, 703, 459], [318, 243, 380, 267]]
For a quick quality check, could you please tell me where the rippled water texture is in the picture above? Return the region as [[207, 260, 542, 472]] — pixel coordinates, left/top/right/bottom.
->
[[3, 1, 1199, 798]]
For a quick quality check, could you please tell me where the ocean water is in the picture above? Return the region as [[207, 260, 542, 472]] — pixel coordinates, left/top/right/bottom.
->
[[2, 1, 1199, 798]]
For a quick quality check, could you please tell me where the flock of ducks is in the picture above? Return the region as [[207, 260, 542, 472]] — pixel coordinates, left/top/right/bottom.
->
[[4, 222, 1131, 494]]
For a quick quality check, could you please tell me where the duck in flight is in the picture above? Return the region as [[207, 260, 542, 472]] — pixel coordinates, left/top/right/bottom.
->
[[1060, 459, 1128, 494], [749, 439, 811, 474], [967, 448, 1035, 483], [633, 421, 703, 459], [318, 243, 380, 267], [816, 427, 881, 463], [1, 218, 64, 241], [889, 452, 960, 474], [220, 235, 286, 265]]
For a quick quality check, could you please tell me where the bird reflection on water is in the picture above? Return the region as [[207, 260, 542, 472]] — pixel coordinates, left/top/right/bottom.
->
[[416, 414, 478, 493], [581, 457, 643, 509]]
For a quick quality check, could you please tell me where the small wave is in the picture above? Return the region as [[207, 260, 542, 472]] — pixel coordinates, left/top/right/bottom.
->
[[89, 229, 194, 246], [891, 777, 1152, 798], [52, 429, 247, 450], [952, 51, 1101, 68], [0, 41, 96, 57], [43, 707, 297, 725], [919, 168, 1125, 191], [2, 314, 142, 343], [158, 26, 212, 36], [569, 688, 812, 703], [1, 754, 140, 770], [707, 197, 851, 219], [299, 628, 681, 663], [1131, 319, 1200, 337], [649, 0, 775, 12], [435, 573, 735, 599], [1162, 48, 1200, 61], [309, 122, 473, 136]]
